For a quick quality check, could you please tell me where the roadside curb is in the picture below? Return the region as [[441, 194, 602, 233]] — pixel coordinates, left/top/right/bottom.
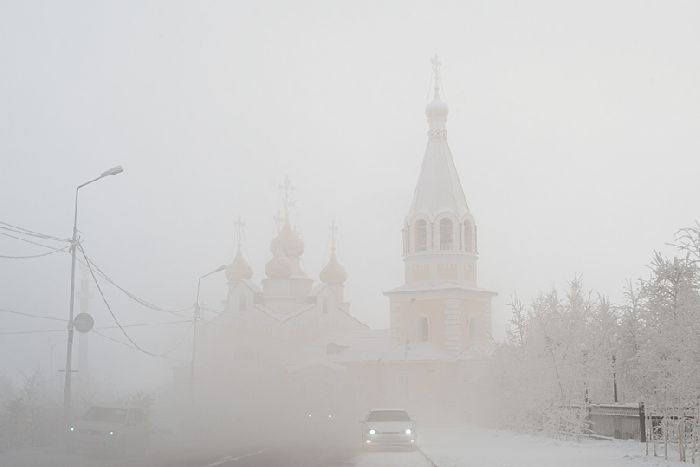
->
[[418, 447, 439, 467]]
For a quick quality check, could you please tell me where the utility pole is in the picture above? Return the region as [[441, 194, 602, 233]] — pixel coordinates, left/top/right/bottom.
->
[[77, 267, 92, 382], [190, 265, 226, 408], [612, 354, 618, 403], [63, 166, 123, 421]]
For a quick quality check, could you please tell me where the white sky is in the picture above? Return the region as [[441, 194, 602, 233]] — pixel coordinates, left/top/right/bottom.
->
[[1, 0, 699, 389]]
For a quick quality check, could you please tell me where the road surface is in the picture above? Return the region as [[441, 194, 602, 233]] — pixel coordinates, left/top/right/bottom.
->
[[0, 438, 433, 467]]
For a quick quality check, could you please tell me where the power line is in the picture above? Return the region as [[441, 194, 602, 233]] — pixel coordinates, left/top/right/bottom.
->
[[0, 328, 66, 336], [0, 307, 66, 322], [79, 253, 192, 316], [0, 245, 70, 259], [78, 243, 159, 357], [0, 220, 68, 242], [2, 229, 191, 316], [0, 319, 192, 336], [199, 305, 224, 315], [92, 329, 188, 363], [1, 232, 68, 251]]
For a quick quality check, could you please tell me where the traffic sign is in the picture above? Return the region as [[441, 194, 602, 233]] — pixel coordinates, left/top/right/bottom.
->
[[73, 313, 94, 333]]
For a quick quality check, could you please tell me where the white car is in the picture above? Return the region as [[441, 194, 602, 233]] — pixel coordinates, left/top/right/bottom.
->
[[67, 406, 150, 455], [361, 409, 417, 449]]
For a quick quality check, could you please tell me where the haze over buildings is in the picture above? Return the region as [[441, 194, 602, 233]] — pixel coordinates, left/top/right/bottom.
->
[[1, 0, 699, 394]]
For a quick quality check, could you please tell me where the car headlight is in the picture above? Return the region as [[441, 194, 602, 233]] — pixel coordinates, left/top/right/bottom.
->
[[369, 429, 376, 435], [405, 428, 412, 435], [69, 426, 75, 432], [108, 431, 116, 436]]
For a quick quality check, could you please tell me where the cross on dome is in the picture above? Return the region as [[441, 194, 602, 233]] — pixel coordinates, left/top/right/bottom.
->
[[234, 215, 246, 249], [431, 53, 442, 100], [329, 220, 338, 251], [279, 176, 295, 223], [426, 54, 448, 125], [227, 215, 253, 282], [320, 221, 347, 286]]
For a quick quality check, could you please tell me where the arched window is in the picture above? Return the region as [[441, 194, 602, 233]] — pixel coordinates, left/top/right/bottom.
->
[[417, 316, 429, 342], [464, 221, 473, 252], [467, 316, 477, 340], [415, 219, 427, 252], [239, 294, 247, 312], [440, 218, 453, 251]]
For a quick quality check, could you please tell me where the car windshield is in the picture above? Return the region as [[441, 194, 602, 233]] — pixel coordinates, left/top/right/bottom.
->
[[367, 410, 410, 422], [81, 407, 127, 423]]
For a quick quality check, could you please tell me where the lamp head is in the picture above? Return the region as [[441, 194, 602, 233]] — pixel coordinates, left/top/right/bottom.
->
[[101, 166, 124, 177], [200, 265, 227, 279]]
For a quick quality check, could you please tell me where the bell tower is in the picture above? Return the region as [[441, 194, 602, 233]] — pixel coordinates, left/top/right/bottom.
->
[[385, 56, 495, 354], [402, 55, 479, 287]]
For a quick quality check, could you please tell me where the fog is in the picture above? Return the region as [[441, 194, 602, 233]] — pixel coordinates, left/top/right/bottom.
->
[[1, 1, 699, 466]]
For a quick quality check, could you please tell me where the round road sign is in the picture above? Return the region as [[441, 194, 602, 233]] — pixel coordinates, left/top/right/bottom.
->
[[73, 313, 94, 333]]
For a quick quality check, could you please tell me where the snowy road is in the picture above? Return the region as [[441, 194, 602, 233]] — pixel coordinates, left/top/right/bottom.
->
[[0, 445, 433, 467], [2, 424, 688, 467], [182, 448, 432, 467], [352, 450, 433, 466]]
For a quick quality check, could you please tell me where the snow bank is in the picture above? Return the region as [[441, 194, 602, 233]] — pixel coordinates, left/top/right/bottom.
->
[[419, 424, 687, 467]]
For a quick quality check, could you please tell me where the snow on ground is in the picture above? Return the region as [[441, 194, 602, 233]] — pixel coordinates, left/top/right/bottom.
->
[[1, 425, 693, 467], [353, 449, 431, 466], [419, 424, 688, 467]]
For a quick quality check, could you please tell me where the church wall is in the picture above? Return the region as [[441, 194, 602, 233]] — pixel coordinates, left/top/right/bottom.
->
[[359, 361, 465, 421], [397, 299, 447, 346], [459, 299, 490, 345], [344, 363, 393, 414]]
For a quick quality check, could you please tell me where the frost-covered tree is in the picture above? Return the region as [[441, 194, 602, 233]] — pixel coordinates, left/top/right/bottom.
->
[[495, 279, 613, 436], [1, 370, 59, 449], [496, 224, 700, 438], [621, 244, 700, 407], [0, 373, 15, 451]]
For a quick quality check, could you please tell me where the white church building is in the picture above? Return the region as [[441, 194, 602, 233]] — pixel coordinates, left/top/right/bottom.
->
[[191, 59, 496, 425]]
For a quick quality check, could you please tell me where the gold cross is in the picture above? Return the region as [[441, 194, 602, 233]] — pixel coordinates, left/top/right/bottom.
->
[[279, 176, 295, 221], [431, 53, 442, 97], [329, 221, 338, 251], [233, 216, 246, 248]]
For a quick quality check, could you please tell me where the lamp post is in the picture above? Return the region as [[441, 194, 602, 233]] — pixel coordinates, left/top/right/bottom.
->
[[190, 265, 226, 406], [64, 166, 124, 420]]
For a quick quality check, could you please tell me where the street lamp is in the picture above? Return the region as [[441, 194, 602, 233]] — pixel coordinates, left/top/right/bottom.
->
[[64, 166, 124, 420], [190, 265, 226, 406]]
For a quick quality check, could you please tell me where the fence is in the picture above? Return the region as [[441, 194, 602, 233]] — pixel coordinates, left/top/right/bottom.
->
[[559, 402, 700, 464], [643, 405, 700, 464], [588, 403, 643, 441]]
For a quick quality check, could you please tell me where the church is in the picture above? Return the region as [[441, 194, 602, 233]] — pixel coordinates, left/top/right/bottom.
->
[[191, 58, 496, 425]]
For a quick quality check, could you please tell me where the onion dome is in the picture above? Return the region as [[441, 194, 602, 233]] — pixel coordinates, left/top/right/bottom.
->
[[279, 221, 304, 257], [320, 250, 347, 285], [265, 254, 292, 279], [226, 249, 253, 282], [425, 97, 448, 121]]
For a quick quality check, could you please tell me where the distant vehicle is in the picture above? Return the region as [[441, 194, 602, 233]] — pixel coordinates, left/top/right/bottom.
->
[[67, 406, 150, 455], [298, 408, 353, 442], [361, 409, 417, 449]]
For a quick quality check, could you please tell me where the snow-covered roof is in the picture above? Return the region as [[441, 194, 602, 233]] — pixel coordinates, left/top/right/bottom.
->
[[406, 94, 471, 223]]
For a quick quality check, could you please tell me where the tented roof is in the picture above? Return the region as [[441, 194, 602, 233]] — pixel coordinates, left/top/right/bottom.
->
[[406, 96, 471, 222]]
